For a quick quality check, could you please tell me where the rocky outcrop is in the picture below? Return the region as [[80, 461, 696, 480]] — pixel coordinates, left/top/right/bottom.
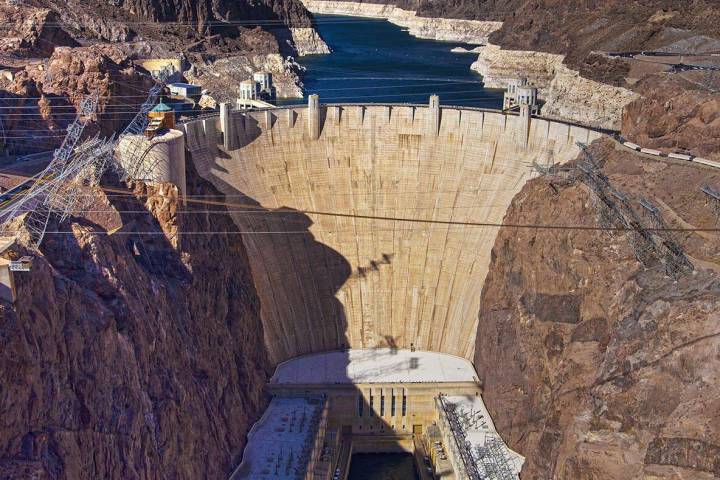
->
[[471, 44, 638, 130], [0, 5, 78, 57], [0, 175, 272, 479], [301, 0, 501, 44], [542, 64, 639, 131], [622, 74, 720, 161], [0, 45, 155, 155], [289, 27, 331, 55], [475, 138, 720, 479], [50, 2, 135, 43], [470, 44, 561, 89]]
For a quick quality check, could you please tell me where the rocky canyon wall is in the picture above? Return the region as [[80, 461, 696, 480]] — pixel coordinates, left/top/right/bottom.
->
[[469, 44, 638, 130], [622, 74, 720, 161], [0, 175, 272, 479], [541, 63, 639, 132], [474, 138, 720, 479]]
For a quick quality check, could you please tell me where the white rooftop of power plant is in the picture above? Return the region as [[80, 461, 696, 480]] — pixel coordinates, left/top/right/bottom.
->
[[440, 395, 525, 479], [271, 348, 478, 384], [231, 396, 325, 480]]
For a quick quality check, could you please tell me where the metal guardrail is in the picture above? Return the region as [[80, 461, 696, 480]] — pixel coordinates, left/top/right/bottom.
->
[[435, 396, 517, 480]]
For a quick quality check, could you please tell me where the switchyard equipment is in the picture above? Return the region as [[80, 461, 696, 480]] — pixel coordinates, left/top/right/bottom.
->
[[0, 90, 100, 247], [701, 186, 720, 223], [576, 143, 693, 277], [437, 396, 519, 480], [0, 70, 168, 249]]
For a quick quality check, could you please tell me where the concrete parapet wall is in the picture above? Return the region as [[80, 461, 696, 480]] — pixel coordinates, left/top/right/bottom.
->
[[184, 104, 603, 365]]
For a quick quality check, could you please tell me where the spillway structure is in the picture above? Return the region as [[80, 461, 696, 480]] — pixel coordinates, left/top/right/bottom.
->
[[175, 96, 606, 479]]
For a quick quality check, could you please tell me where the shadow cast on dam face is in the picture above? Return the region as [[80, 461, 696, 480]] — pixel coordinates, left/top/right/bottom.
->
[[204, 177, 354, 364], [188, 111, 362, 364]]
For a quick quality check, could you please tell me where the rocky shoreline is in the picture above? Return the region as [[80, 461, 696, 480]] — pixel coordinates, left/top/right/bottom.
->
[[470, 44, 638, 130], [289, 27, 332, 55], [302, 0, 501, 44]]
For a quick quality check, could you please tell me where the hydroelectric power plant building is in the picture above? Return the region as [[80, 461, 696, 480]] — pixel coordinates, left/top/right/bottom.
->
[[117, 90, 606, 479]]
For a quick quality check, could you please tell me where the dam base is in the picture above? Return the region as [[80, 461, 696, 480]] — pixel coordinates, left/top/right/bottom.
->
[[231, 349, 524, 480]]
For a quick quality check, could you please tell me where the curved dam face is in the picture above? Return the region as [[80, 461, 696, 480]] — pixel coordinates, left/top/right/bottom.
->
[[183, 102, 603, 365]]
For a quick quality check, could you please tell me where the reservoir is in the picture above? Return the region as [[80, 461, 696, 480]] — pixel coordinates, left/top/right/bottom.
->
[[285, 14, 503, 108]]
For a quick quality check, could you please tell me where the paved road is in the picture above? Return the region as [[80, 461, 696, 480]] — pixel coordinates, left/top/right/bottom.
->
[[610, 135, 720, 170]]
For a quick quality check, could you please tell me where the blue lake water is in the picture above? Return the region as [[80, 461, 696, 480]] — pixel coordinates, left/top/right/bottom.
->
[[280, 15, 503, 108]]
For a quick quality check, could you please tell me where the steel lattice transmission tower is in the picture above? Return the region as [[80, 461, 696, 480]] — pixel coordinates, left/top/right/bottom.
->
[[0, 72, 166, 249], [2, 91, 100, 247]]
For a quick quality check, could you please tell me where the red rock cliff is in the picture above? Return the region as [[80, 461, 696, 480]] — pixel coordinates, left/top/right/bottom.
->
[[474, 138, 720, 479], [0, 173, 271, 479]]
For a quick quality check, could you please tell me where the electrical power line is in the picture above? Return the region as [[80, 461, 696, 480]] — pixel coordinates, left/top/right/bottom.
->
[[6, 176, 720, 234]]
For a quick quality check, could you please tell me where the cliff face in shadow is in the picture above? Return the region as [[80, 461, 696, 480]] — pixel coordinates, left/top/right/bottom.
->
[[474, 138, 720, 479], [0, 174, 271, 479], [118, 0, 315, 29]]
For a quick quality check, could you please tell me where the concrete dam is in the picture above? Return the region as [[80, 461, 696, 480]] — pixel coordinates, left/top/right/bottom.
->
[[182, 98, 603, 366]]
